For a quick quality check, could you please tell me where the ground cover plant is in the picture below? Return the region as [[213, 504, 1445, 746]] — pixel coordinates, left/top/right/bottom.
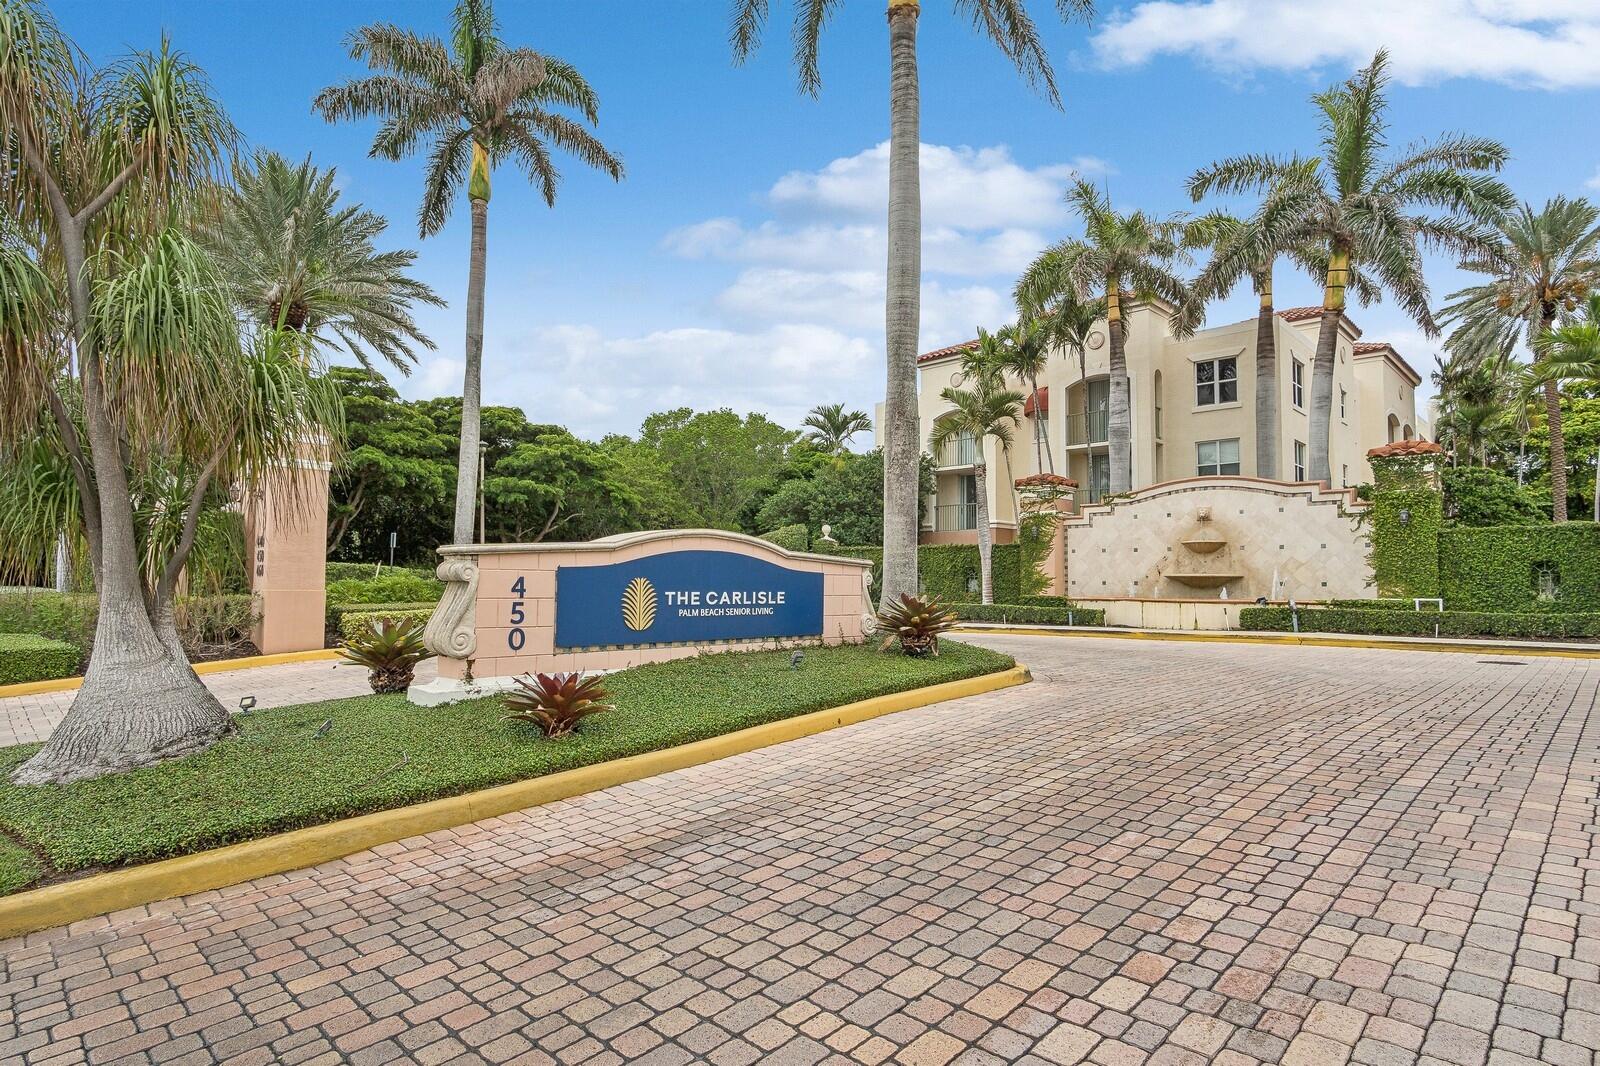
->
[[0, 640, 1013, 895]]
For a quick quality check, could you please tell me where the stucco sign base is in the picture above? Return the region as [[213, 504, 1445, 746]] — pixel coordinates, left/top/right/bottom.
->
[[411, 530, 875, 705]]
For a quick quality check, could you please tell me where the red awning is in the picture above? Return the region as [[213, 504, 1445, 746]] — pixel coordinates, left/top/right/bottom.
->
[[1023, 387, 1048, 416]]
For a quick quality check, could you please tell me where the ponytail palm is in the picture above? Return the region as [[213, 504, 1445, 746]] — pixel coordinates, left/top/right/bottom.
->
[[729, 0, 1095, 612], [1189, 50, 1511, 485], [316, 0, 623, 544], [928, 369, 1024, 604], [1016, 179, 1189, 493], [1440, 197, 1600, 521]]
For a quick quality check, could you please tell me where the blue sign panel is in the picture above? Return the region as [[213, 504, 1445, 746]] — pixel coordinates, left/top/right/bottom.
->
[[555, 550, 824, 649]]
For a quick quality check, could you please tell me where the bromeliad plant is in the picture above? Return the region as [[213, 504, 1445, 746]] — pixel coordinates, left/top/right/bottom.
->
[[877, 594, 958, 657], [503, 672, 614, 737], [340, 618, 434, 694]]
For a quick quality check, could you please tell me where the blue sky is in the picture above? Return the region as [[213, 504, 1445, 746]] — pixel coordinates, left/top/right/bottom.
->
[[56, 0, 1600, 437]]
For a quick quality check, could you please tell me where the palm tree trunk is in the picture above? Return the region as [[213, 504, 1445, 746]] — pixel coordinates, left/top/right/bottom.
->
[[1539, 307, 1568, 522], [1032, 372, 1055, 473], [452, 196, 489, 544], [12, 221, 230, 786], [974, 461, 993, 604], [879, 0, 922, 610], [1307, 250, 1347, 484], [1106, 287, 1132, 494], [1254, 274, 1279, 479]]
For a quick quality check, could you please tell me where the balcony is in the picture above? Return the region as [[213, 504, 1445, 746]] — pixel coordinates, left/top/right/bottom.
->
[[934, 502, 978, 532], [1064, 410, 1109, 447], [934, 432, 978, 468]]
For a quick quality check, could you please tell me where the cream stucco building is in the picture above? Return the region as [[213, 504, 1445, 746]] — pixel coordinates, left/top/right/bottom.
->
[[881, 301, 1426, 546]]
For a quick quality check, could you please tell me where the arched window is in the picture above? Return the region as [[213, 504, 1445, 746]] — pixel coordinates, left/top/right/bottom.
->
[[1387, 414, 1400, 443], [1403, 424, 1414, 440]]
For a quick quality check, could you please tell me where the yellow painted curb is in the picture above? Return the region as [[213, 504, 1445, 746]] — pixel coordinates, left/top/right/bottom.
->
[[0, 648, 340, 700], [0, 662, 1030, 941], [958, 625, 1600, 660]]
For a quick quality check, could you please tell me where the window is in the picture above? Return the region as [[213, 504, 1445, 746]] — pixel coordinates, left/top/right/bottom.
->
[[1197, 438, 1241, 476], [1341, 464, 1348, 487], [1339, 386, 1346, 420], [1195, 356, 1237, 407], [1292, 360, 1305, 409], [1293, 441, 1306, 482]]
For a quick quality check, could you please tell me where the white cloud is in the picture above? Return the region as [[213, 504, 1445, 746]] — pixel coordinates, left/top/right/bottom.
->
[[1587, 167, 1600, 190], [769, 142, 1110, 230], [665, 218, 1050, 278], [1091, 0, 1600, 89]]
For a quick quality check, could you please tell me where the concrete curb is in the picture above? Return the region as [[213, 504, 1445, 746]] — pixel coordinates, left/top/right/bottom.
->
[[0, 648, 341, 700], [954, 623, 1600, 659], [0, 662, 1031, 942]]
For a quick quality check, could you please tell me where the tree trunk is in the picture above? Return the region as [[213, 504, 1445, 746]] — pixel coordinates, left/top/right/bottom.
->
[[1254, 274, 1279, 480], [974, 461, 993, 604], [1106, 287, 1132, 494], [879, 0, 922, 610], [452, 196, 489, 544], [1307, 249, 1347, 485], [1537, 307, 1568, 522], [12, 221, 230, 786], [1032, 372, 1055, 473]]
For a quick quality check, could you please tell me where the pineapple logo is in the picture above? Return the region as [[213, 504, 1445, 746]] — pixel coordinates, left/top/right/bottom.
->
[[621, 576, 657, 632]]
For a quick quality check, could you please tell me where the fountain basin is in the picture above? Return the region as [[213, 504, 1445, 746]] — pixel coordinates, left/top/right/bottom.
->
[[1165, 572, 1244, 589]]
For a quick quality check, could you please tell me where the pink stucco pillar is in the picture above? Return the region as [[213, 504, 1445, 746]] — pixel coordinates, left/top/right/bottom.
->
[[247, 446, 331, 655]]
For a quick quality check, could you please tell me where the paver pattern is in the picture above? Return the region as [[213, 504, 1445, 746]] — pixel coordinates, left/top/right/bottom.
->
[[2, 635, 1598, 1066], [0, 658, 437, 747]]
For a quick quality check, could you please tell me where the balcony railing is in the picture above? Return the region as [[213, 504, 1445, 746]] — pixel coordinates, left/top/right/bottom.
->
[[934, 502, 978, 532], [934, 433, 978, 468], [1064, 410, 1109, 447]]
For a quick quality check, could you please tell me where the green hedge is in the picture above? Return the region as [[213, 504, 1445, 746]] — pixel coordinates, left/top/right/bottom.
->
[[833, 544, 1025, 604], [1439, 524, 1600, 612], [0, 590, 251, 657], [325, 573, 443, 615], [338, 606, 435, 642], [1325, 598, 1420, 611], [326, 562, 437, 583], [952, 603, 1106, 626], [1239, 605, 1600, 639], [0, 634, 80, 685], [1370, 489, 1441, 598], [327, 601, 439, 635], [760, 524, 809, 552]]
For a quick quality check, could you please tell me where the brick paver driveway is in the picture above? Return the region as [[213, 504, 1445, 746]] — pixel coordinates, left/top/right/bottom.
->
[[3, 635, 1598, 1066]]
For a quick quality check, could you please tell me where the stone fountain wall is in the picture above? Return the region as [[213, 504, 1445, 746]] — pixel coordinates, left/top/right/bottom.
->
[[1061, 477, 1373, 602]]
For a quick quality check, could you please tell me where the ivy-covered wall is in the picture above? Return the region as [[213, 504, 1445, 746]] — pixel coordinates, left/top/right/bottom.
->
[[828, 544, 1024, 603], [1439, 523, 1600, 611], [1370, 489, 1442, 598]]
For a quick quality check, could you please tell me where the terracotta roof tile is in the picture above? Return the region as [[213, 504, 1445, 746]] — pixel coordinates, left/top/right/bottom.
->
[[1277, 306, 1325, 322], [1023, 386, 1048, 416], [917, 339, 978, 364], [1015, 473, 1078, 488], [1366, 439, 1443, 459]]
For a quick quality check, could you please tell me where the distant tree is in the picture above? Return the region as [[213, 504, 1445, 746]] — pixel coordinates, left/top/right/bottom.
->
[[484, 430, 642, 541], [636, 408, 798, 529], [325, 368, 453, 558], [728, 0, 1094, 611], [1533, 294, 1600, 520], [754, 449, 933, 547], [316, 0, 623, 544], [599, 435, 705, 529], [1442, 198, 1600, 521], [802, 403, 872, 456]]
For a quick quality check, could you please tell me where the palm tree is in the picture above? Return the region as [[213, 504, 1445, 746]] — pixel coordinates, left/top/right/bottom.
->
[[802, 402, 872, 455], [1533, 294, 1600, 520], [206, 150, 444, 370], [1031, 292, 1106, 478], [996, 318, 1054, 473], [1016, 179, 1190, 494], [729, 0, 1094, 611], [316, 0, 623, 544], [1440, 197, 1600, 521], [928, 364, 1024, 604], [1189, 50, 1511, 486]]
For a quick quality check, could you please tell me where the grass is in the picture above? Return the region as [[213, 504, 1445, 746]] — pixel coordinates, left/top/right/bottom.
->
[[0, 640, 1012, 895]]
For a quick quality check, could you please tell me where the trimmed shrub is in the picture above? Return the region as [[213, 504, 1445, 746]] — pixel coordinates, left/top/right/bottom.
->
[[1442, 467, 1546, 526], [0, 634, 80, 685], [760, 524, 809, 552], [1439, 523, 1600, 612], [0, 591, 251, 659], [1239, 605, 1600, 639], [326, 562, 437, 583], [832, 544, 1027, 605], [951, 603, 1106, 626], [325, 572, 443, 611], [1325, 598, 1420, 611], [332, 602, 438, 641]]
